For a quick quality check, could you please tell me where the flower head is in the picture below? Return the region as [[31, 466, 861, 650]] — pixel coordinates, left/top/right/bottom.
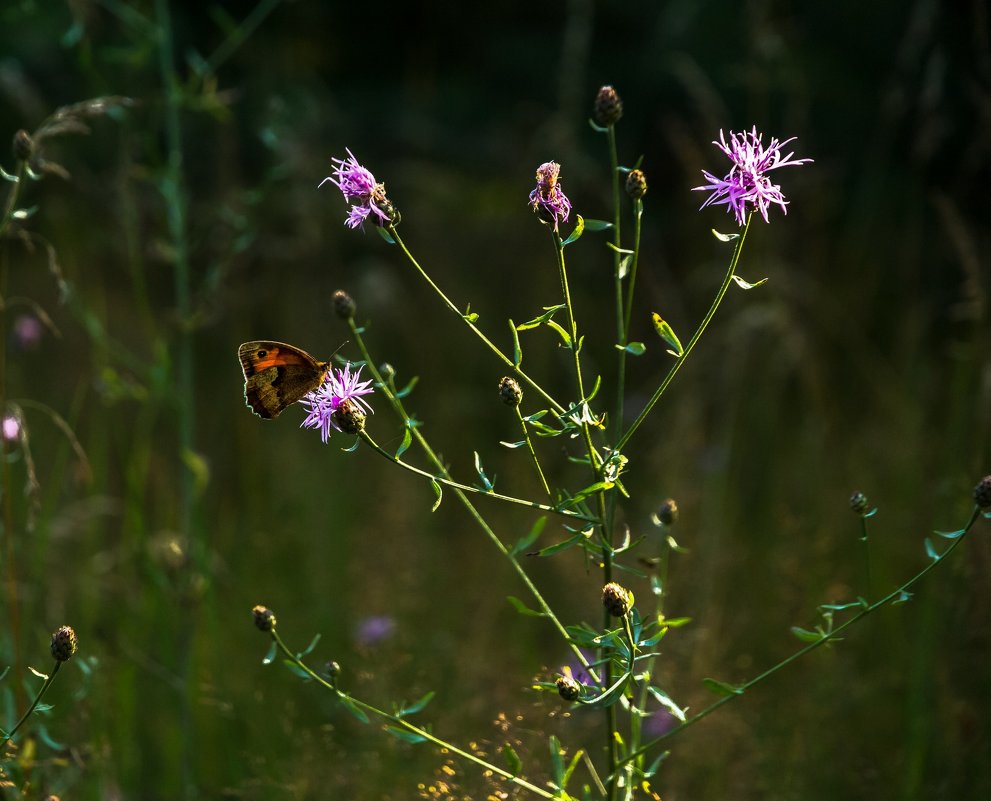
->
[[300, 362, 375, 442], [529, 161, 572, 232], [50, 625, 78, 662], [693, 127, 812, 225], [2, 415, 19, 442], [320, 149, 396, 230]]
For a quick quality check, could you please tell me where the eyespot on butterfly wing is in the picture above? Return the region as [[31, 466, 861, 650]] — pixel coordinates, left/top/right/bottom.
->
[[238, 340, 331, 419]]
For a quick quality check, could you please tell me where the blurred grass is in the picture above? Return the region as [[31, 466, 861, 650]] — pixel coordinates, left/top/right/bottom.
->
[[0, 1, 988, 799]]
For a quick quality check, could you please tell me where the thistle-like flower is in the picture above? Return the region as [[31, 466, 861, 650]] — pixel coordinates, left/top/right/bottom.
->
[[321, 149, 396, 230], [529, 161, 572, 232], [693, 127, 812, 225], [300, 362, 375, 443]]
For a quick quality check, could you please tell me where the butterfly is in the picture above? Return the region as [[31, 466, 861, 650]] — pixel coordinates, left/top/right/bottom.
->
[[238, 340, 332, 420]]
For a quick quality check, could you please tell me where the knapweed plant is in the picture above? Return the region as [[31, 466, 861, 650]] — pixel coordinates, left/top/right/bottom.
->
[[246, 87, 990, 800]]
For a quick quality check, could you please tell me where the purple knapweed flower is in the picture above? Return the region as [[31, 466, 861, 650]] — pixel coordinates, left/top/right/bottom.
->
[[355, 615, 396, 647], [693, 127, 812, 225], [299, 362, 375, 443], [320, 148, 392, 230], [529, 161, 572, 232]]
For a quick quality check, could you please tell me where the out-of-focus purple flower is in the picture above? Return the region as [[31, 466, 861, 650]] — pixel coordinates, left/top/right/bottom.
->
[[320, 148, 392, 230], [13, 315, 43, 351], [561, 649, 599, 688], [355, 615, 395, 646], [642, 707, 677, 738], [2, 415, 19, 442], [300, 362, 375, 443], [693, 127, 812, 225], [529, 161, 572, 232]]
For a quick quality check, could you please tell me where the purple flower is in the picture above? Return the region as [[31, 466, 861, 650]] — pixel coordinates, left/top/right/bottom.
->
[[299, 362, 375, 443], [320, 148, 392, 230], [355, 615, 395, 647], [13, 315, 43, 351], [2, 415, 19, 442], [693, 127, 812, 225], [529, 161, 572, 232]]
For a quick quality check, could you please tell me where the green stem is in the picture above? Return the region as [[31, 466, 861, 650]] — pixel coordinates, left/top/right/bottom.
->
[[358, 430, 592, 522], [860, 515, 873, 602], [617, 505, 983, 770], [515, 405, 551, 498], [616, 215, 752, 453], [346, 320, 600, 683], [388, 226, 564, 414], [267, 628, 556, 799], [0, 661, 61, 748], [0, 161, 26, 238]]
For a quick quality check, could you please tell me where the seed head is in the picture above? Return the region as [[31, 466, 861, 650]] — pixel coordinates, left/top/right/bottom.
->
[[252, 604, 277, 632], [594, 86, 623, 126], [331, 397, 366, 434], [602, 582, 633, 618], [974, 475, 991, 509], [333, 290, 356, 320], [625, 169, 647, 200], [556, 675, 581, 701], [50, 625, 78, 662], [498, 376, 522, 407], [657, 498, 678, 526]]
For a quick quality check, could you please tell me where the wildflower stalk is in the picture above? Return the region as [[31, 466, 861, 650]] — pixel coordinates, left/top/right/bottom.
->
[[616, 504, 984, 772], [345, 318, 600, 682], [514, 405, 552, 498], [263, 625, 558, 800], [0, 160, 26, 238], [860, 515, 873, 601], [357, 429, 594, 522], [617, 214, 753, 452], [387, 225, 565, 414], [0, 661, 63, 748], [608, 125, 624, 437]]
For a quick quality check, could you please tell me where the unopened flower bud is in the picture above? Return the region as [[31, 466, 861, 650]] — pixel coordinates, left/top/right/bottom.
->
[[556, 675, 581, 701], [12, 130, 33, 162], [50, 625, 78, 662], [625, 169, 647, 200], [498, 376, 522, 407], [849, 492, 869, 516], [657, 498, 678, 526], [594, 86, 623, 126], [332, 289, 356, 320], [974, 475, 991, 509], [331, 398, 366, 434], [323, 660, 341, 679], [372, 197, 401, 227], [602, 582, 633, 618], [252, 604, 277, 632]]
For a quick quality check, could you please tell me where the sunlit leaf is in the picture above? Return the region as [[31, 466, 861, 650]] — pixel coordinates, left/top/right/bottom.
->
[[282, 660, 311, 679], [578, 671, 632, 709], [339, 694, 370, 724], [934, 528, 966, 540], [502, 743, 523, 776], [396, 691, 435, 717], [790, 626, 822, 642], [507, 595, 546, 617], [385, 725, 427, 743], [297, 634, 321, 659], [376, 226, 395, 245], [549, 734, 565, 786], [583, 218, 612, 232], [511, 516, 547, 556], [617, 253, 632, 280], [430, 479, 442, 512], [711, 229, 740, 242], [651, 312, 683, 357], [702, 677, 743, 696], [618, 341, 645, 356], [561, 214, 585, 246], [509, 319, 523, 367], [262, 641, 277, 665], [499, 439, 526, 449], [647, 686, 687, 721], [924, 537, 940, 561], [532, 530, 585, 557], [546, 319, 572, 348], [396, 426, 413, 459], [28, 666, 49, 680], [731, 274, 768, 290], [395, 375, 419, 399]]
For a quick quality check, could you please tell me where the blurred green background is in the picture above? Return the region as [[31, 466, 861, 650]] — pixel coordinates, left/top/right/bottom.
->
[[0, 1, 989, 799]]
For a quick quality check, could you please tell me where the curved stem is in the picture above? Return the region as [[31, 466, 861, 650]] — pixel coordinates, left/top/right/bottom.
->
[[267, 628, 556, 799], [0, 661, 61, 748], [358, 430, 593, 522], [515, 406, 551, 498], [388, 226, 564, 414], [617, 505, 983, 770], [616, 215, 752, 453], [0, 161, 27, 238]]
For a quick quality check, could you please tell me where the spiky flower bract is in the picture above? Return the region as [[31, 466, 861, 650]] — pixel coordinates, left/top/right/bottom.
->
[[693, 127, 812, 225], [300, 362, 375, 443], [321, 148, 393, 230]]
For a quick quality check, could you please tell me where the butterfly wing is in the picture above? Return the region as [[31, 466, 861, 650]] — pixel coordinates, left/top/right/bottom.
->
[[239, 341, 330, 419]]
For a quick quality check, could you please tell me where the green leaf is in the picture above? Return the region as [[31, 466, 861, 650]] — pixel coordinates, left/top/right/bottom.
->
[[549, 735, 565, 786], [532, 530, 585, 557], [0, 165, 20, 183], [297, 633, 321, 658], [384, 725, 427, 743], [643, 750, 671, 778], [507, 595, 546, 617], [561, 215, 585, 246], [502, 743, 523, 776], [924, 537, 940, 561], [376, 226, 395, 245], [731, 274, 768, 290], [343, 437, 361, 453], [617, 253, 632, 280], [262, 641, 277, 665], [647, 686, 687, 721], [618, 341, 645, 356], [934, 528, 966, 540], [702, 677, 743, 696], [395, 375, 419, 399], [865, 507, 879, 518], [790, 626, 823, 643], [893, 590, 913, 605], [583, 218, 612, 232], [36, 724, 64, 751], [546, 319, 573, 348], [511, 516, 548, 556], [28, 666, 49, 680], [711, 229, 740, 242], [430, 479, 443, 512], [509, 320, 523, 366], [499, 439, 526, 449], [651, 312, 684, 357], [588, 118, 609, 133], [560, 481, 614, 508], [578, 671, 632, 709], [283, 660, 311, 679], [397, 690, 436, 717], [473, 451, 494, 491], [339, 694, 370, 724], [561, 748, 583, 790], [396, 426, 413, 459], [517, 305, 566, 331]]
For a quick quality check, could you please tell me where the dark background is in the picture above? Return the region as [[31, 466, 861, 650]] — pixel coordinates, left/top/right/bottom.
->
[[0, 1, 989, 799]]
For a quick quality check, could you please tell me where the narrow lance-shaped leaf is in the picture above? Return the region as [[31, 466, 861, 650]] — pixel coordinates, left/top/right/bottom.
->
[[561, 214, 585, 246], [511, 515, 548, 556], [651, 312, 684, 357]]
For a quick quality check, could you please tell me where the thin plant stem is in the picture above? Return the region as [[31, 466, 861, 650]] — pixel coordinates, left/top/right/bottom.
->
[[608, 124, 624, 440], [346, 319, 600, 682], [0, 161, 26, 237], [266, 627, 557, 800], [860, 515, 873, 601], [358, 430, 593, 522], [0, 661, 61, 748], [387, 226, 565, 414], [617, 215, 752, 453], [515, 405, 552, 498], [616, 505, 983, 771], [205, 0, 283, 72]]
